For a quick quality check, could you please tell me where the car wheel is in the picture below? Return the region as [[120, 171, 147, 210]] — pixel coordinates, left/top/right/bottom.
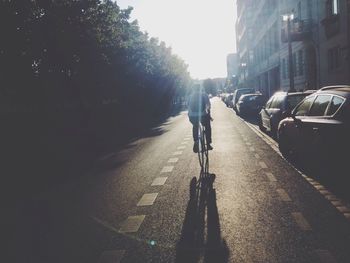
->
[[258, 117, 266, 132], [279, 133, 295, 160]]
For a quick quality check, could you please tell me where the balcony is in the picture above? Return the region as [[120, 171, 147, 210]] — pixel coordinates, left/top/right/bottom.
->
[[281, 19, 312, 43]]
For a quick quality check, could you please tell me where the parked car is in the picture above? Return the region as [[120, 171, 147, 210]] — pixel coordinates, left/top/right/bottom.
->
[[259, 90, 316, 137], [232, 88, 255, 111], [225, 93, 234, 108], [236, 94, 265, 116], [278, 86, 350, 163]]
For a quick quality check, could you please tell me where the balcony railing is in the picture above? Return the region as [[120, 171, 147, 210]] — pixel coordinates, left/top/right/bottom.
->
[[281, 19, 312, 43]]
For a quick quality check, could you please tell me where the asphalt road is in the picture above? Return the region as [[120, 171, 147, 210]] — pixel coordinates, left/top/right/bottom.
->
[[7, 98, 350, 263]]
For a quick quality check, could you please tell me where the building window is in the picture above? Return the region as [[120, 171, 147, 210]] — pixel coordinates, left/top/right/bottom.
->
[[326, 0, 339, 17], [328, 46, 341, 71], [298, 50, 304, 76]]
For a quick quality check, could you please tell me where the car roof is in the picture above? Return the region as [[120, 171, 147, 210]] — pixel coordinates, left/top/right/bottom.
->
[[271, 90, 316, 97], [315, 86, 350, 98], [241, 93, 262, 97]]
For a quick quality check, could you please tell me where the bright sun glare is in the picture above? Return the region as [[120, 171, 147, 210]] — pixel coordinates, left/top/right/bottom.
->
[[116, 0, 237, 79]]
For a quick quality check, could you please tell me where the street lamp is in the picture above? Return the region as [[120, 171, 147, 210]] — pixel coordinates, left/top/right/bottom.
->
[[282, 13, 296, 92]]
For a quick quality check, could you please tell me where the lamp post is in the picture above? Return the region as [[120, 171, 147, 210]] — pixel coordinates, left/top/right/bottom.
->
[[283, 13, 296, 92]]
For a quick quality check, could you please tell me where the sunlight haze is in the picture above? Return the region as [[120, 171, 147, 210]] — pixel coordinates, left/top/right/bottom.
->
[[116, 0, 237, 79]]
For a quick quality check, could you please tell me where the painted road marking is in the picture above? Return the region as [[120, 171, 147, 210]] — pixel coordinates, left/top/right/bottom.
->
[[277, 189, 292, 202], [151, 177, 168, 186], [265, 172, 277, 182], [336, 206, 350, 213], [249, 147, 255, 152], [330, 200, 343, 207], [173, 151, 183, 156], [344, 213, 350, 220], [246, 142, 251, 146], [254, 153, 260, 159], [137, 193, 158, 206], [324, 194, 338, 201], [161, 166, 174, 173], [242, 119, 350, 220], [184, 138, 191, 141], [291, 212, 312, 231], [177, 146, 186, 150], [99, 250, 125, 263], [181, 141, 188, 145], [313, 250, 337, 263], [119, 215, 146, 233], [259, 161, 268, 169], [168, 158, 179, 163]]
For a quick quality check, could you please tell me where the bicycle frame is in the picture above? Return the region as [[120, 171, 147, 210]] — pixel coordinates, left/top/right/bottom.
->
[[197, 121, 209, 182]]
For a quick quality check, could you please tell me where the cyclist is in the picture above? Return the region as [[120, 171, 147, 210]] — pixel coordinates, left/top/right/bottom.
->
[[188, 84, 213, 153]]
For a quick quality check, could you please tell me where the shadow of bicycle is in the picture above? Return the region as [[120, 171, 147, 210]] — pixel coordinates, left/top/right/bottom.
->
[[175, 172, 229, 263]]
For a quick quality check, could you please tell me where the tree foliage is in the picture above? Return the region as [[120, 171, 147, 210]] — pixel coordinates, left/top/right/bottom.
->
[[0, 0, 191, 115]]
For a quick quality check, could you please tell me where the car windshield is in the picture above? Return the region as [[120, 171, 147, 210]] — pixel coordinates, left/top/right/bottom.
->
[[287, 94, 307, 109], [242, 95, 258, 102]]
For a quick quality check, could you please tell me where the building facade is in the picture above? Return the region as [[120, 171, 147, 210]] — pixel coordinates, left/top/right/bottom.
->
[[235, 0, 350, 97]]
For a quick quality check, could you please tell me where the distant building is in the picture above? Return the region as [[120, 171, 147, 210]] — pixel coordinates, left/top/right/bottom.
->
[[235, 0, 350, 98]]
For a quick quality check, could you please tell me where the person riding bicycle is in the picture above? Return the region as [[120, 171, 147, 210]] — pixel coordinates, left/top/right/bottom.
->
[[188, 84, 213, 153]]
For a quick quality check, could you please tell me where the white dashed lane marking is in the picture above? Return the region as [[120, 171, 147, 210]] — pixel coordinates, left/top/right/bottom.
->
[[119, 215, 146, 233], [291, 212, 312, 231], [177, 146, 186, 150], [277, 188, 292, 202], [313, 249, 337, 263], [265, 172, 277, 182], [249, 147, 255, 152], [184, 137, 191, 141], [161, 166, 174, 173], [173, 151, 183, 156], [151, 177, 168, 186], [137, 193, 158, 206], [168, 158, 179, 163], [259, 161, 268, 169], [99, 250, 125, 263]]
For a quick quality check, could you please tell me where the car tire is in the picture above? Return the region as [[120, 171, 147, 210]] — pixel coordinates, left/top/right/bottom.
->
[[258, 117, 266, 132], [278, 133, 294, 160]]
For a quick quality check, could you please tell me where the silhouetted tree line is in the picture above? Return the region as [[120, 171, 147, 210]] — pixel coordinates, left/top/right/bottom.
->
[[0, 0, 191, 150]]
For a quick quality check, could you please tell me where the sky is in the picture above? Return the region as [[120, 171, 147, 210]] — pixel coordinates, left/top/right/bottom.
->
[[116, 0, 237, 80]]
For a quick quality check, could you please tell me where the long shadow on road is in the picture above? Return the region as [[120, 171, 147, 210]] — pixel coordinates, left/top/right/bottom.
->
[[175, 173, 229, 263]]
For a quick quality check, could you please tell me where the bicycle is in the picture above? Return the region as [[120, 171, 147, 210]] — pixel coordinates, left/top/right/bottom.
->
[[197, 120, 209, 187]]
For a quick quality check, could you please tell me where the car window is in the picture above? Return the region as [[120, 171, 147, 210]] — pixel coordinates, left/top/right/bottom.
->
[[270, 95, 283, 109], [326, 96, 345, 116], [294, 96, 315, 116], [287, 94, 307, 110], [309, 95, 332, 116]]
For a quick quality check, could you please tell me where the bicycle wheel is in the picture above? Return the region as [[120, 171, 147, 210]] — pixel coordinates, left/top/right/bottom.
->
[[197, 122, 208, 172]]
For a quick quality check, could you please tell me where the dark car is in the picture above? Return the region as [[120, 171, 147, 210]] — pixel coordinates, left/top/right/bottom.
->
[[278, 86, 350, 163], [236, 94, 265, 116], [259, 90, 316, 137], [232, 88, 255, 111]]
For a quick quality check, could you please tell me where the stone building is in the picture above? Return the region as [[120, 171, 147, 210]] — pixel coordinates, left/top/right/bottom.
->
[[235, 0, 350, 97]]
